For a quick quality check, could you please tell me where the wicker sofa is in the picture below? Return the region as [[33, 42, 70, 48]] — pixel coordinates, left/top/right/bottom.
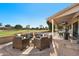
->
[[13, 33, 33, 50], [33, 33, 52, 51]]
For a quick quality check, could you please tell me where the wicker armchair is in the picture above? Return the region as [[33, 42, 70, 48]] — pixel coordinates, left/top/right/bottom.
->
[[13, 34, 30, 50]]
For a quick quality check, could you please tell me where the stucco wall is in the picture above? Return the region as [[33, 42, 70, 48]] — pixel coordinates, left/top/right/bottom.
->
[[0, 36, 14, 44]]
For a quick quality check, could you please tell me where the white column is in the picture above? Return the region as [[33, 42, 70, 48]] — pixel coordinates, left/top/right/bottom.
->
[[70, 24, 73, 37], [51, 19, 58, 55], [52, 19, 54, 37]]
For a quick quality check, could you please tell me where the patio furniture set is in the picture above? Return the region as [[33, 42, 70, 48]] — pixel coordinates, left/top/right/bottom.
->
[[12, 32, 52, 51]]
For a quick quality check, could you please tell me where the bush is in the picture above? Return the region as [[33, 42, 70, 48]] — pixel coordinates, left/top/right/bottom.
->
[[5, 24, 11, 27], [47, 21, 52, 31]]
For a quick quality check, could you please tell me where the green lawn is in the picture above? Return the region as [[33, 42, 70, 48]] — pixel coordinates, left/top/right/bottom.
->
[[0, 30, 48, 37]]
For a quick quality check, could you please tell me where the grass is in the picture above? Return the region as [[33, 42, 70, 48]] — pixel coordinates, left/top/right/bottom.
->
[[0, 30, 48, 37]]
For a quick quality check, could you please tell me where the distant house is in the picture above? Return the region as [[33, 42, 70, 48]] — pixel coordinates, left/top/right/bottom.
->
[[48, 4, 79, 40]]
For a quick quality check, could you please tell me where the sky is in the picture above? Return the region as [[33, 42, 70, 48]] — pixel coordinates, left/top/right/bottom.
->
[[0, 3, 71, 28]]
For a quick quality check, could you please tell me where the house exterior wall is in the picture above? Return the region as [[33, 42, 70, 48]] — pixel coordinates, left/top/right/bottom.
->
[[48, 4, 79, 39], [66, 16, 79, 39]]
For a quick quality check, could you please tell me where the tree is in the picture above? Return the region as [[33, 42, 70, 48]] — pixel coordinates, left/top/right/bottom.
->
[[5, 24, 11, 27], [45, 26, 48, 30], [31, 27, 35, 30], [0, 23, 2, 27], [47, 21, 52, 31], [36, 27, 39, 30], [39, 25, 43, 29], [26, 25, 30, 29], [14, 24, 23, 29]]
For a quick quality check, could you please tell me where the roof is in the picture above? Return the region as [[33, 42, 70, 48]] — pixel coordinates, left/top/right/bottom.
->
[[73, 11, 79, 18], [48, 3, 79, 23]]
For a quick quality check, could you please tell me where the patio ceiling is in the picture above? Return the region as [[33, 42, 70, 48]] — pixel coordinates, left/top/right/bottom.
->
[[54, 12, 77, 25], [48, 4, 79, 25]]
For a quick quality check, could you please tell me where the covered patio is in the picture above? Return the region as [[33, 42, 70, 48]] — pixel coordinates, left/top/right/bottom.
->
[[47, 3, 79, 56], [48, 4, 79, 41]]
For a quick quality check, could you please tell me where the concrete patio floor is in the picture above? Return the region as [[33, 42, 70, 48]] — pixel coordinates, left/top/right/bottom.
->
[[52, 32, 79, 56], [0, 42, 52, 56]]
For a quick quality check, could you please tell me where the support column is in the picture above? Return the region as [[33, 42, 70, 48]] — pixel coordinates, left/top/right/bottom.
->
[[71, 24, 73, 38], [51, 19, 58, 56], [52, 19, 54, 37]]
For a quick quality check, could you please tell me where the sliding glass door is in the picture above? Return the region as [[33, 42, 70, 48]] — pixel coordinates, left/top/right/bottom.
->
[[73, 21, 78, 39]]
